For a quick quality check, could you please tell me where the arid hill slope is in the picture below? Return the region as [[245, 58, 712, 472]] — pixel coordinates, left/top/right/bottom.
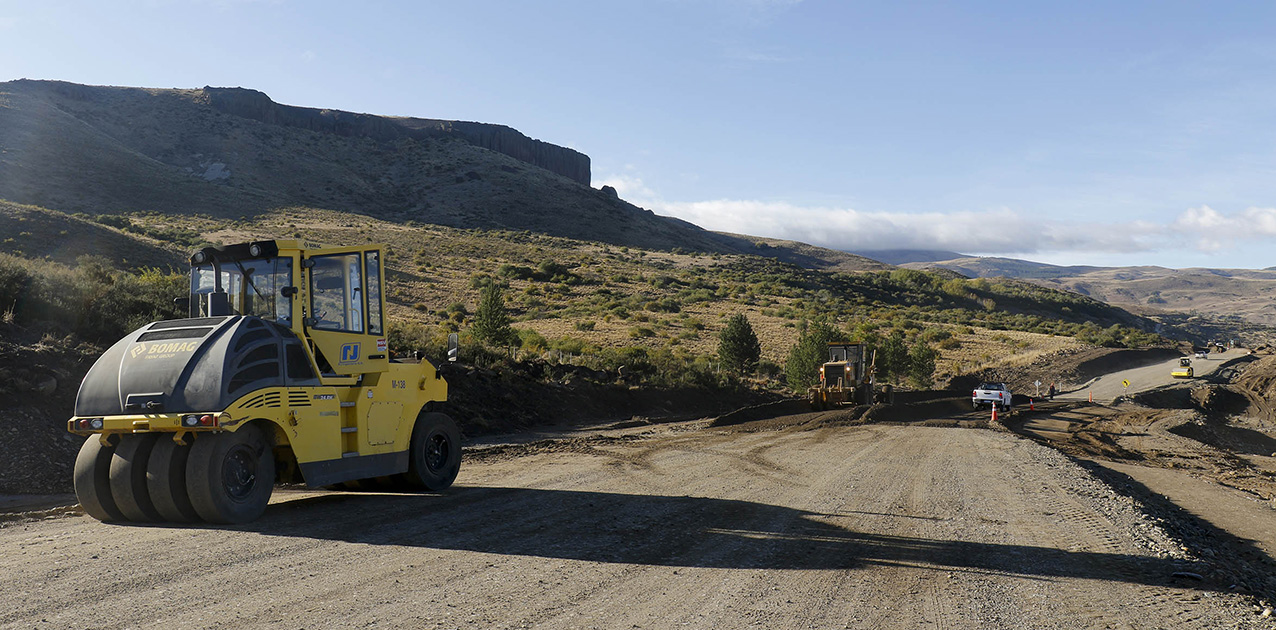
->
[[0, 80, 728, 252], [895, 254, 1276, 332]]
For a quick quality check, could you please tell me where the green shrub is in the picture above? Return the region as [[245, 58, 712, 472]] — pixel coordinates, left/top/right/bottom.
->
[[717, 313, 761, 375], [517, 328, 548, 353], [551, 336, 586, 354], [784, 321, 839, 392]]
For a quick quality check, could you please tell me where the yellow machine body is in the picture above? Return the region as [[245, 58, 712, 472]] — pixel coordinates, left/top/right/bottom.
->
[[68, 239, 452, 487]]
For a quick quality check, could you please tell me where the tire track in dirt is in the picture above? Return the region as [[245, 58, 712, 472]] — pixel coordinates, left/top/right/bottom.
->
[[998, 441, 1218, 629]]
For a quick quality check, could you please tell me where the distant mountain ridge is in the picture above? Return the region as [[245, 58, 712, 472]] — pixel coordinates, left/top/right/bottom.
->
[[0, 79, 896, 272], [0, 79, 716, 251], [201, 86, 591, 185], [848, 249, 967, 266], [874, 251, 1276, 328]]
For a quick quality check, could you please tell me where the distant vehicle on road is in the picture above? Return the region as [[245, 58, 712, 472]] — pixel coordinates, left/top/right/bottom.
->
[[1172, 357, 1194, 379], [972, 382, 1012, 411]]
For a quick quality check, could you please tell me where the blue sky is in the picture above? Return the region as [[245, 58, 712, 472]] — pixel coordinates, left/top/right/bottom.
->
[[3, 0, 1275, 269]]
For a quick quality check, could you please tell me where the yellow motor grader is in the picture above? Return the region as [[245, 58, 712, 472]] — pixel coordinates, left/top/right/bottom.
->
[[68, 240, 460, 524], [807, 343, 889, 410]]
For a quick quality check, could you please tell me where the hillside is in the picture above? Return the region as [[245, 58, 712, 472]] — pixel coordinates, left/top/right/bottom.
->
[[887, 254, 1276, 338], [0, 200, 1163, 367], [900, 255, 1105, 279], [0, 79, 732, 253], [0, 79, 1177, 389], [0, 200, 1172, 495]]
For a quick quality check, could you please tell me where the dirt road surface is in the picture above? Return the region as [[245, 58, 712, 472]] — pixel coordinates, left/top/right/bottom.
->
[[1058, 348, 1244, 402], [2, 422, 1266, 629]]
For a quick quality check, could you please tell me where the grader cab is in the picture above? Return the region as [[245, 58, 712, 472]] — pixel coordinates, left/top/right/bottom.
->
[[807, 343, 888, 410], [68, 240, 461, 524]]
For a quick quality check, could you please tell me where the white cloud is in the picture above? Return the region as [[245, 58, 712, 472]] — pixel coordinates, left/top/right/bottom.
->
[[603, 172, 1276, 259], [1170, 205, 1276, 252], [596, 173, 659, 200], [651, 199, 1162, 255]]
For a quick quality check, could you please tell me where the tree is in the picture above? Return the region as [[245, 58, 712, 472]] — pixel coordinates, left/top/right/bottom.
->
[[878, 329, 908, 382], [784, 321, 838, 392], [907, 341, 937, 388], [717, 313, 761, 375], [472, 283, 517, 347]]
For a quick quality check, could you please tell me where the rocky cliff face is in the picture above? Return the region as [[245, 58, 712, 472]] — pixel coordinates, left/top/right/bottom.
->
[[0, 79, 728, 252], [202, 87, 590, 185]]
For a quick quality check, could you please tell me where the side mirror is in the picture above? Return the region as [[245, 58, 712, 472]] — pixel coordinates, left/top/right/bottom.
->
[[447, 333, 459, 363], [280, 286, 297, 298], [208, 291, 231, 317]]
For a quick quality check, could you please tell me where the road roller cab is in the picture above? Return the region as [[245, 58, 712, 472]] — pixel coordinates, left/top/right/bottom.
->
[[68, 240, 461, 524], [1171, 357, 1194, 379]]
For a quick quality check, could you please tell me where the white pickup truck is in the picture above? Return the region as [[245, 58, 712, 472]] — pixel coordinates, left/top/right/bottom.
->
[[972, 382, 1012, 411]]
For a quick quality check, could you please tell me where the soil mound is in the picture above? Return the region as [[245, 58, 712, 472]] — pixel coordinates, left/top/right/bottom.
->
[[949, 347, 1179, 395]]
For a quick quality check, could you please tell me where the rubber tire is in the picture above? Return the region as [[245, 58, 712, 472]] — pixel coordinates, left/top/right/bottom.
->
[[109, 434, 163, 522], [74, 436, 125, 522], [403, 412, 461, 491], [186, 424, 275, 524], [147, 437, 200, 523]]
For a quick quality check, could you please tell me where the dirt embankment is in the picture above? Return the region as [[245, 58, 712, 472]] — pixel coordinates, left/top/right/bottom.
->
[[1002, 349, 1276, 604], [949, 346, 1181, 396], [446, 359, 777, 436], [0, 323, 777, 494], [0, 326, 98, 495], [1044, 347, 1276, 502]]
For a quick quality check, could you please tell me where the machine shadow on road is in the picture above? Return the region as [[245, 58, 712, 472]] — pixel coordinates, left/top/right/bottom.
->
[[211, 486, 1226, 593]]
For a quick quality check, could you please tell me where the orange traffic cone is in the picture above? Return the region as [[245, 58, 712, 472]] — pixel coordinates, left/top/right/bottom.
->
[[1029, 398, 1035, 411], [991, 404, 998, 423], [1088, 390, 1093, 403]]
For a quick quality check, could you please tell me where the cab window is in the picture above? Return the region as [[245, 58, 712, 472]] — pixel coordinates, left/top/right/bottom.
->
[[365, 251, 383, 335], [191, 257, 293, 325], [309, 254, 363, 333]]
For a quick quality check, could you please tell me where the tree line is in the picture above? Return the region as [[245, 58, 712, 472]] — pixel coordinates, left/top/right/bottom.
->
[[470, 283, 935, 393]]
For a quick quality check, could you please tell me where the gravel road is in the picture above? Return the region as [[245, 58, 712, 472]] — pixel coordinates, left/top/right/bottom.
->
[[2, 422, 1266, 629], [1059, 348, 1243, 402]]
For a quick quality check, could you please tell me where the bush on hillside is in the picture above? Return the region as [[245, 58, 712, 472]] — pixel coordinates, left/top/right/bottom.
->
[[785, 321, 839, 393], [0, 253, 185, 342], [717, 313, 761, 376]]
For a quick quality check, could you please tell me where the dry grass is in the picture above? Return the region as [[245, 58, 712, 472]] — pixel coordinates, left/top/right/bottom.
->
[[3, 201, 1145, 390], [935, 328, 1090, 384], [159, 209, 1105, 380]]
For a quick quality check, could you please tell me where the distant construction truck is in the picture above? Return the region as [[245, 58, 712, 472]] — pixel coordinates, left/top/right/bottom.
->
[[67, 240, 462, 524], [1172, 357, 1194, 379], [807, 343, 889, 410]]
